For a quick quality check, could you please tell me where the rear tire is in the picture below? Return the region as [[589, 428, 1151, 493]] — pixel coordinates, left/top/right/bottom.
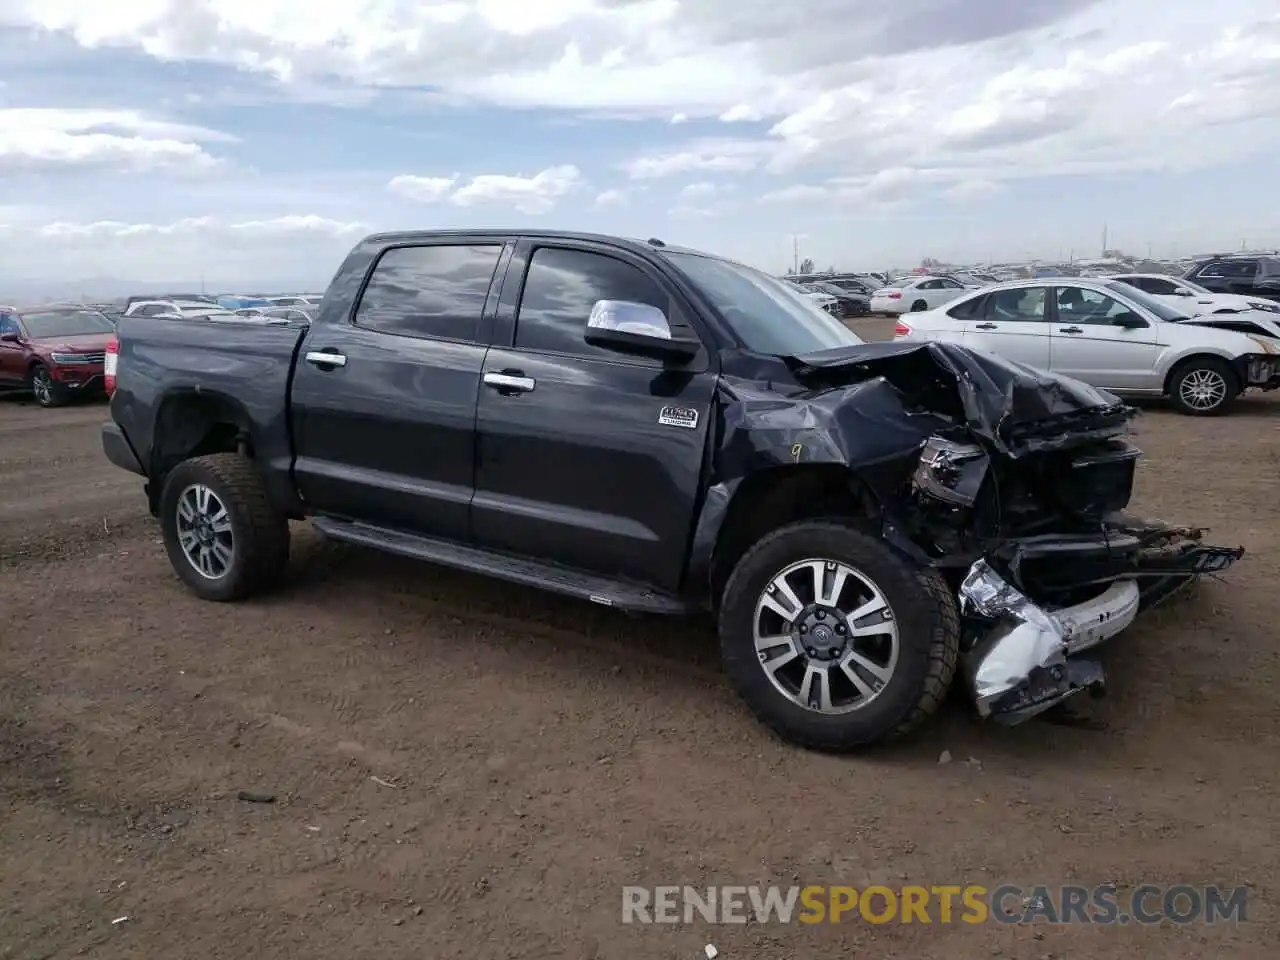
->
[[718, 521, 959, 752], [1166, 357, 1239, 416], [159, 453, 290, 601], [910, 299, 927, 312]]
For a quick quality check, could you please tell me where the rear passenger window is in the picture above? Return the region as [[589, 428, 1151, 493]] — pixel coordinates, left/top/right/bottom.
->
[[515, 247, 669, 358], [946, 295, 986, 320], [355, 244, 503, 342]]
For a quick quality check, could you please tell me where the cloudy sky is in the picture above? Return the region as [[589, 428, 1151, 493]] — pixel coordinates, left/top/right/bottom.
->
[[1, 0, 1278, 286]]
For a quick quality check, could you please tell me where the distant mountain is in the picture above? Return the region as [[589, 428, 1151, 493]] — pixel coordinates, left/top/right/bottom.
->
[[0, 276, 328, 303]]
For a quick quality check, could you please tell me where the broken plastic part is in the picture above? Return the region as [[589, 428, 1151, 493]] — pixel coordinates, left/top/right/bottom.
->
[[959, 560, 1071, 719]]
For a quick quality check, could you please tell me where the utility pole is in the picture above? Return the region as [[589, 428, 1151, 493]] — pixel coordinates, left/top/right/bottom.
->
[[792, 235, 799, 274], [1101, 223, 1108, 256]]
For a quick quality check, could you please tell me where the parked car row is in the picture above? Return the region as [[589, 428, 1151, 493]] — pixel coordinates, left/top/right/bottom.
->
[[893, 277, 1280, 416]]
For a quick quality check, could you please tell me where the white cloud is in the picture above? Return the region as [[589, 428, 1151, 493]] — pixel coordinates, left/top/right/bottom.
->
[[387, 174, 458, 203], [27, 215, 366, 240], [0, 107, 232, 173], [390, 165, 584, 214], [0, 214, 369, 285], [624, 139, 771, 179], [593, 188, 629, 209]]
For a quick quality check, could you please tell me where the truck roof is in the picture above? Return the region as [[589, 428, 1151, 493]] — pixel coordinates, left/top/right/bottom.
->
[[362, 229, 718, 261]]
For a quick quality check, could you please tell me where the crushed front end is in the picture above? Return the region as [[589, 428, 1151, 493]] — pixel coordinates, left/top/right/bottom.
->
[[781, 341, 1245, 725], [903, 398, 1244, 724]]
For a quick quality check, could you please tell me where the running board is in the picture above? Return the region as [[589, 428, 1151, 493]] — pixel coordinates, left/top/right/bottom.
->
[[310, 516, 694, 616]]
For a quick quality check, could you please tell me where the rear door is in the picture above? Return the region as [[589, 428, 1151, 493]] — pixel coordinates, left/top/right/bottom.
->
[[1047, 286, 1159, 391], [290, 238, 512, 541], [962, 286, 1052, 369], [472, 239, 717, 590]]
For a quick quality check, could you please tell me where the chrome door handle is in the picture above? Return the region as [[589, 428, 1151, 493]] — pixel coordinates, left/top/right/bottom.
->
[[483, 372, 535, 393], [305, 350, 346, 367], [1059, 326, 1084, 334]]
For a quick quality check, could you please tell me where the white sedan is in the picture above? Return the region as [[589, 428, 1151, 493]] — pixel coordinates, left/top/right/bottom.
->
[[1107, 273, 1280, 316], [869, 275, 969, 314], [893, 277, 1280, 415]]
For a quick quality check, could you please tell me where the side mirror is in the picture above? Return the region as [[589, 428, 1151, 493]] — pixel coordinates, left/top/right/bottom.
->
[[0, 332, 19, 342], [1112, 312, 1146, 328], [584, 300, 700, 362]]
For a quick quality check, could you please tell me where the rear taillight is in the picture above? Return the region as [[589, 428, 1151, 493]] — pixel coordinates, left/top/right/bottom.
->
[[886, 290, 902, 299], [104, 338, 119, 395], [894, 321, 913, 337]]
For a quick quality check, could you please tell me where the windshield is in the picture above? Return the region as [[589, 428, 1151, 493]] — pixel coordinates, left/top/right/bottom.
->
[[1102, 282, 1194, 321], [1176, 277, 1211, 295], [664, 252, 864, 355], [21, 309, 115, 338]]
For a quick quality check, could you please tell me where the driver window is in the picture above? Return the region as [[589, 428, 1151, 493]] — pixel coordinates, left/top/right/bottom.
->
[[985, 287, 1048, 322], [1145, 277, 1177, 295], [0, 312, 19, 336], [1055, 287, 1130, 325]]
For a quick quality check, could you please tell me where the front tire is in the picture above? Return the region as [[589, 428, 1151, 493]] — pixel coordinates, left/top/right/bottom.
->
[[718, 521, 959, 752], [1167, 357, 1239, 416], [159, 453, 290, 601], [28, 363, 64, 408]]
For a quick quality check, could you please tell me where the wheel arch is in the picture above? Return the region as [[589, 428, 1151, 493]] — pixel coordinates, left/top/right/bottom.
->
[[704, 465, 883, 611], [1160, 349, 1242, 395], [148, 389, 257, 506]]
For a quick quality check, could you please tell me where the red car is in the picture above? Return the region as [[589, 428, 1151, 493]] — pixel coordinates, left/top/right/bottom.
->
[[0, 305, 115, 407]]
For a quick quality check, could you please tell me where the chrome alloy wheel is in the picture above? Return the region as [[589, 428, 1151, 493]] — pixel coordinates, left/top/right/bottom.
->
[[175, 483, 235, 579], [31, 367, 53, 405], [1178, 368, 1228, 411], [752, 559, 900, 715]]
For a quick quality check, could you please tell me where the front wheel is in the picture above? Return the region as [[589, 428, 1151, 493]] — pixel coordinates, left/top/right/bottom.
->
[[159, 453, 290, 601], [1167, 357, 1239, 416], [910, 299, 928, 312], [718, 521, 959, 752], [28, 363, 64, 408]]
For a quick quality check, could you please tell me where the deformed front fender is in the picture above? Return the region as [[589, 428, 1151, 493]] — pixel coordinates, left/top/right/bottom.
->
[[684, 367, 952, 604]]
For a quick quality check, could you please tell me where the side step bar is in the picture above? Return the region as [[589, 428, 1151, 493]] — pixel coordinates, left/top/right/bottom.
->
[[311, 516, 694, 616]]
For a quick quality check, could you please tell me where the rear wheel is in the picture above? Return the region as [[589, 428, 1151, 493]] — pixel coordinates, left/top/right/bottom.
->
[[1167, 357, 1239, 416], [910, 299, 927, 312], [159, 453, 290, 601], [718, 521, 959, 751], [28, 363, 64, 408]]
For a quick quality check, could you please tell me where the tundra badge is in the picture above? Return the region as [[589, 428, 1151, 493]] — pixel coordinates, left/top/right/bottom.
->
[[658, 405, 698, 429]]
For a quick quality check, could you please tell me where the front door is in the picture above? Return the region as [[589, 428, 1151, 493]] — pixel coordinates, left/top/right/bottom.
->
[[1047, 286, 1160, 392], [472, 240, 717, 591], [962, 286, 1052, 369], [290, 239, 511, 541]]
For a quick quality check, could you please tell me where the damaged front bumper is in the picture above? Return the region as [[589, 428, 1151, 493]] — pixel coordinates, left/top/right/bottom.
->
[[958, 525, 1244, 725]]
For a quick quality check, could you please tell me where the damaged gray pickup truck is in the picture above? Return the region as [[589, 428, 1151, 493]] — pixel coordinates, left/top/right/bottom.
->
[[100, 230, 1244, 751]]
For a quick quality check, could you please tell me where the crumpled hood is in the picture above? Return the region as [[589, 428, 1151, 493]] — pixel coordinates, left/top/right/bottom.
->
[[777, 339, 1135, 459]]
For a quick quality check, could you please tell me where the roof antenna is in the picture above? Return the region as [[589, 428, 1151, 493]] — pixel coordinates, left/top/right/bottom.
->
[[647, 237, 666, 247]]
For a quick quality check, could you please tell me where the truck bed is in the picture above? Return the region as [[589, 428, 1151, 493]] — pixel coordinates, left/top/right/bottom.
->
[[108, 313, 310, 509]]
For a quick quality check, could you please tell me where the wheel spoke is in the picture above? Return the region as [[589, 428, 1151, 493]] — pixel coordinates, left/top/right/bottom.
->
[[761, 573, 804, 622], [761, 644, 800, 677], [839, 659, 878, 699], [195, 486, 211, 514], [208, 508, 232, 534], [799, 665, 833, 712], [845, 650, 893, 683], [814, 562, 849, 607], [211, 541, 233, 571]]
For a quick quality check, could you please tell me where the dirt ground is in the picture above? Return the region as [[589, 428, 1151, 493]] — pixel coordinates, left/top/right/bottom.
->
[[2, 322, 1277, 959]]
